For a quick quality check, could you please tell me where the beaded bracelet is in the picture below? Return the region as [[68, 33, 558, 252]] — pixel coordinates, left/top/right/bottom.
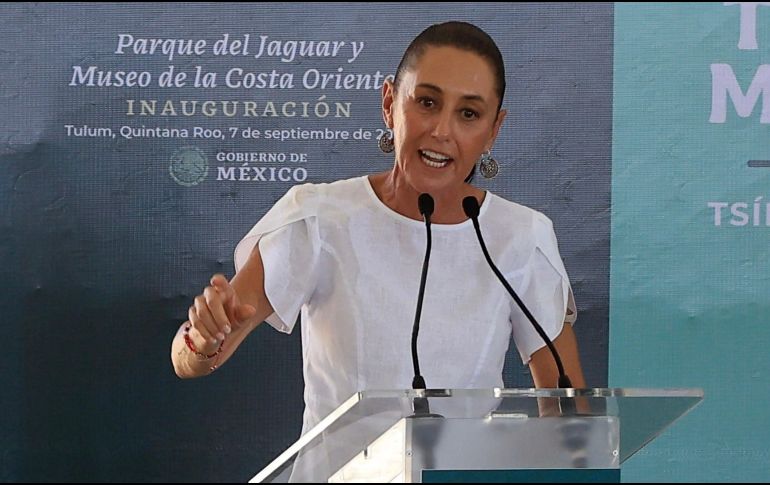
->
[[183, 324, 224, 371]]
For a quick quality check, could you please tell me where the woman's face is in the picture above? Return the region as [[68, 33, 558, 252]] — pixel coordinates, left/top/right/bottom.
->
[[382, 45, 506, 196]]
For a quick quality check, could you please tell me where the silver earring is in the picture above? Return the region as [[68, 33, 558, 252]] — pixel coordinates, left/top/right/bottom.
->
[[378, 130, 394, 153], [479, 150, 499, 179]]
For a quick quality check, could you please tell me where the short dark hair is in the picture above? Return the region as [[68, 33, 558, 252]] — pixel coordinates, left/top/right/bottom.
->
[[393, 21, 506, 113]]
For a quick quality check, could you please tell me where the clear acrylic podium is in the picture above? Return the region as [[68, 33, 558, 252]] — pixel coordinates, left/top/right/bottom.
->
[[250, 388, 703, 483]]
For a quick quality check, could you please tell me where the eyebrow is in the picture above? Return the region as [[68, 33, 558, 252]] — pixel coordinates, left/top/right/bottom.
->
[[416, 83, 485, 103]]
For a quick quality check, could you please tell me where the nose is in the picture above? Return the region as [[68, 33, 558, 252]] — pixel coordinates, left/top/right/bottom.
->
[[431, 108, 452, 142]]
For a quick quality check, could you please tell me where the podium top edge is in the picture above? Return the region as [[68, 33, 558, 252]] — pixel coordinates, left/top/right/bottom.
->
[[357, 387, 705, 399]]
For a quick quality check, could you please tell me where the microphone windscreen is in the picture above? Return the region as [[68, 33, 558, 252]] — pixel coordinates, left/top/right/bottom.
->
[[462, 196, 480, 218], [418, 193, 434, 217]]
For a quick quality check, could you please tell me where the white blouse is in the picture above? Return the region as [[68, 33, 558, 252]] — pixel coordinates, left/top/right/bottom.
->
[[235, 176, 576, 435]]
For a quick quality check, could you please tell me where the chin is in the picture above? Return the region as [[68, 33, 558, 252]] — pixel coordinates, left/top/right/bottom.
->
[[406, 169, 463, 196]]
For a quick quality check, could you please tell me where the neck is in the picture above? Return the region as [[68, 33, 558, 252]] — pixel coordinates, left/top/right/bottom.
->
[[369, 170, 485, 224]]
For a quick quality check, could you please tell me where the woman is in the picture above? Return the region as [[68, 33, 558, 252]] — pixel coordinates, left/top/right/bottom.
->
[[171, 21, 585, 436]]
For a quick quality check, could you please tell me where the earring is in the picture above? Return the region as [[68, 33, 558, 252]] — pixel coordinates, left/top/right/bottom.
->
[[378, 129, 394, 153], [479, 150, 499, 179]]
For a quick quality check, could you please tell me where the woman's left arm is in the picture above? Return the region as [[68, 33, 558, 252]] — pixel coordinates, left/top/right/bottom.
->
[[529, 323, 586, 389]]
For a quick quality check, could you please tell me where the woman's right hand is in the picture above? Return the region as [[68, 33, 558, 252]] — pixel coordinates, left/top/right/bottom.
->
[[188, 274, 257, 351]]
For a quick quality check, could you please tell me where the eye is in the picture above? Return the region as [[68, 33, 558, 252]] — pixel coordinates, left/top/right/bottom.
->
[[461, 109, 479, 120], [417, 97, 435, 109]]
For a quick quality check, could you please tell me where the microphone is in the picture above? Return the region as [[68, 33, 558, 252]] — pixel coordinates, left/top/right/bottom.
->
[[411, 193, 434, 390], [462, 196, 574, 391], [409, 195, 444, 469]]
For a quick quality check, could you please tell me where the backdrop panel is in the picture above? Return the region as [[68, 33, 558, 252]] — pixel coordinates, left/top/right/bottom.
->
[[612, 2, 770, 482], [0, 3, 613, 481]]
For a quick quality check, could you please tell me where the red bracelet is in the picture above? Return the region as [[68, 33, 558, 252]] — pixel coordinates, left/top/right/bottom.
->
[[183, 324, 224, 360]]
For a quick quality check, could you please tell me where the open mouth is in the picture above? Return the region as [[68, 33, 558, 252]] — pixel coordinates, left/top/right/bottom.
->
[[419, 149, 453, 168]]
